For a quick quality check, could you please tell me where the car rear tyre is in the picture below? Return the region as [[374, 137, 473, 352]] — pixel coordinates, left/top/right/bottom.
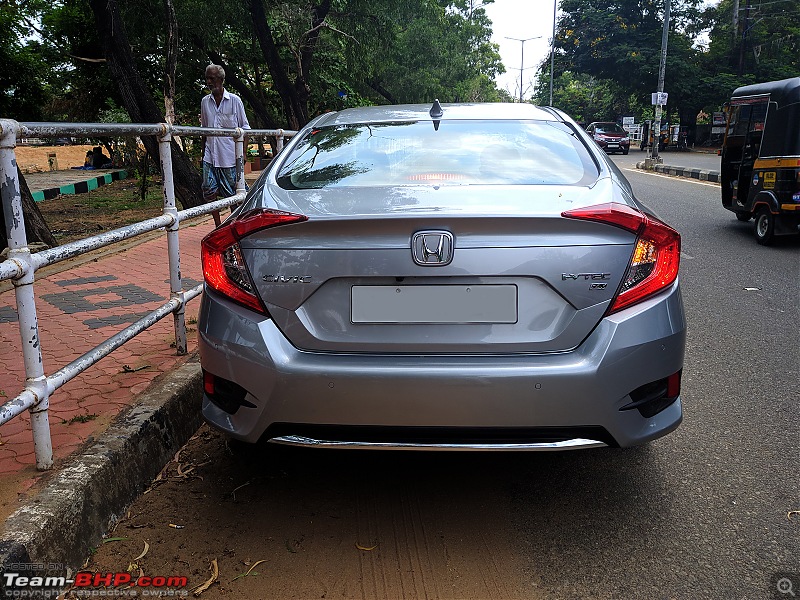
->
[[623, 147, 629, 155], [735, 211, 752, 222], [754, 207, 775, 245]]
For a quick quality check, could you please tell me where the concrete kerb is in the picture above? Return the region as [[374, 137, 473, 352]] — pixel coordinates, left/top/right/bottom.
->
[[636, 161, 721, 183], [0, 356, 203, 594]]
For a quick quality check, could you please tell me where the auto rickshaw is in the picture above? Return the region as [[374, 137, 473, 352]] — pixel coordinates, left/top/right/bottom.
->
[[720, 77, 800, 245], [639, 120, 669, 152]]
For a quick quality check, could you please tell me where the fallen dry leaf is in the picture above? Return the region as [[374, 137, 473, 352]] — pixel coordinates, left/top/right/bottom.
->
[[232, 559, 267, 582], [788, 510, 800, 521], [230, 481, 250, 501], [192, 559, 219, 596], [133, 541, 150, 561], [355, 543, 378, 551]]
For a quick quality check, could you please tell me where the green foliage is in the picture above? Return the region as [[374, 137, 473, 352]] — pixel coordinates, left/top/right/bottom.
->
[[534, 71, 636, 124], [551, 0, 705, 121], [35, 2, 121, 121], [0, 1, 52, 120], [542, 0, 800, 126], [4, 0, 797, 135], [701, 0, 800, 84], [3, 0, 504, 129]]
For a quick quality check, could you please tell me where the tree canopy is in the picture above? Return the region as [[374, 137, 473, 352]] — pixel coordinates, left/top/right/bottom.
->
[[534, 0, 800, 127], [5, 0, 504, 130], [2, 0, 797, 139]]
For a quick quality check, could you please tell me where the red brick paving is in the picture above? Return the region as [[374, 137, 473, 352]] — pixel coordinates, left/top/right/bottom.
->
[[0, 216, 215, 497]]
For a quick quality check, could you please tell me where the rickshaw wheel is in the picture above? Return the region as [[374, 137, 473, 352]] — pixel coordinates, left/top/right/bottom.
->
[[735, 211, 752, 222], [754, 208, 775, 245]]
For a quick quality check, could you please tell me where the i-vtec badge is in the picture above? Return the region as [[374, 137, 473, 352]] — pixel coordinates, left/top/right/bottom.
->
[[562, 273, 611, 281], [263, 275, 312, 283]]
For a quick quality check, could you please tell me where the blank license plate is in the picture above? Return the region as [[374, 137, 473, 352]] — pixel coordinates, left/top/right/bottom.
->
[[351, 285, 517, 324]]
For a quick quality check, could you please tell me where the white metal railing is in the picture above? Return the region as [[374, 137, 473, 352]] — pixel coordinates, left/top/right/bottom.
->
[[0, 120, 296, 470]]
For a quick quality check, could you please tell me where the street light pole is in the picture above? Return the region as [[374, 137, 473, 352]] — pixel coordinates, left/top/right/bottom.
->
[[650, 0, 670, 164], [506, 36, 541, 102], [550, 0, 557, 106]]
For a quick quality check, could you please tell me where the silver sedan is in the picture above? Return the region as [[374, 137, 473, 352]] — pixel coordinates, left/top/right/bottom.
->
[[198, 102, 685, 451]]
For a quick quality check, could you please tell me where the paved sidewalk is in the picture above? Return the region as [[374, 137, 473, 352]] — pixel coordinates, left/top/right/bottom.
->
[[0, 215, 215, 517]]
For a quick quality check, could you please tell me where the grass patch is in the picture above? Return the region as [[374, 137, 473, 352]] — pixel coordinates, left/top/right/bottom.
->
[[38, 177, 165, 245], [62, 413, 99, 425], [82, 188, 163, 211]]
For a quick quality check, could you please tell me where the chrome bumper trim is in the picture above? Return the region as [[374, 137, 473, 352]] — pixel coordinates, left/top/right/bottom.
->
[[268, 435, 608, 451]]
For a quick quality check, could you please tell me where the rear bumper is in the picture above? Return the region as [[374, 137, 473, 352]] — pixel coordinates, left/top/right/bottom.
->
[[597, 139, 630, 152], [198, 282, 686, 449]]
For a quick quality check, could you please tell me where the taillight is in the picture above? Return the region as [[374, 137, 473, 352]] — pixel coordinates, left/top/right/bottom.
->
[[201, 208, 307, 314], [562, 203, 681, 314]]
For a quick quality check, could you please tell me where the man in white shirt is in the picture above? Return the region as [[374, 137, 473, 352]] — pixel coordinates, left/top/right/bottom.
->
[[200, 64, 250, 221]]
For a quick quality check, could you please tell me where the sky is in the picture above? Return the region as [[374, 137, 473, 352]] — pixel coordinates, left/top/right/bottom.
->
[[483, 0, 559, 101]]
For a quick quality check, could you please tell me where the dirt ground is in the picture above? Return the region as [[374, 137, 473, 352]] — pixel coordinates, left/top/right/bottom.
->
[[14, 144, 98, 173], [10, 144, 167, 245], [73, 426, 535, 600], [35, 180, 164, 244]]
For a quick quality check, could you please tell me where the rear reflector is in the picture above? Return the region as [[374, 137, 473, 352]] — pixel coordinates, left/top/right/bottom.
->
[[202, 370, 255, 415], [562, 203, 680, 313], [621, 369, 682, 418]]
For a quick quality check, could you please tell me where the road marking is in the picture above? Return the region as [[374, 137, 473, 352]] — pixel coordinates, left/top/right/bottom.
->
[[622, 168, 720, 188]]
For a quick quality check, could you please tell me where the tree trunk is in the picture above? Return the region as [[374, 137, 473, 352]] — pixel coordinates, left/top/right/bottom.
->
[[248, 0, 331, 130], [367, 79, 398, 104], [163, 0, 178, 126], [88, 0, 203, 210], [0, 168, 58, 251], [679, 105, 699, 147], [249, 0, 305, 130]]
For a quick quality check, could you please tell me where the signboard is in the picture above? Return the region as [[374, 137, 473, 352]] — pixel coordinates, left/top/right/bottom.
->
[[622, 116, 635, 126], [651, 92, 669, 105], [712, 112, 726, 126]]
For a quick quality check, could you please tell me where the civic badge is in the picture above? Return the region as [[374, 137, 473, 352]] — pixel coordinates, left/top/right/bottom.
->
[[411, 231, 454, 266]]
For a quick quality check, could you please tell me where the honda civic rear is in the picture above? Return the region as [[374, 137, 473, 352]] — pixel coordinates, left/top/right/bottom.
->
[[198, 102, 686, 450]]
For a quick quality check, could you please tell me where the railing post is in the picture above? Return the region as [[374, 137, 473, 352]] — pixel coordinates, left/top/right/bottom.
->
[[275, 129, 284, 153], [0, 119, 53, 470], [235, 128, 246, 195], [157, 124, 187, 355]]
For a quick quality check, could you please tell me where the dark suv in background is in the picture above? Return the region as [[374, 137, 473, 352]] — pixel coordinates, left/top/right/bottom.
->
[[586, 122, 630, 155]]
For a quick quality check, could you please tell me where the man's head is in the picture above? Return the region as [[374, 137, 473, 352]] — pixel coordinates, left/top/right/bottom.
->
[[205, 64, 225, 95]]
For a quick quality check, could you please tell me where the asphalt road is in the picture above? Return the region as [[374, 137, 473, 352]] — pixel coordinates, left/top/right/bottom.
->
[[85, 158, 799, 599]]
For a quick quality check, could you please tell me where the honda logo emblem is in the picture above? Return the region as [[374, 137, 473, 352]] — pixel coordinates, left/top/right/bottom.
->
[[411, 231, 454, 266]]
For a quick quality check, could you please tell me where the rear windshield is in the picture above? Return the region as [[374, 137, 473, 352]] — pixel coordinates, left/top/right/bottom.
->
[[276, 120, 598, 189]]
